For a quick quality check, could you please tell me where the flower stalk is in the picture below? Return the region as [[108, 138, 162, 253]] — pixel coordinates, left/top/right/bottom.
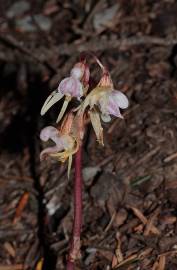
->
[[67, 146, 83, 270]]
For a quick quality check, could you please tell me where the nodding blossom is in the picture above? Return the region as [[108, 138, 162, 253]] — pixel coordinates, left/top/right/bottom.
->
[[41, 61, 90, 123], [80, 71, 129, 145], [99, 89, 129, 120], [40, 113, 79, 177]]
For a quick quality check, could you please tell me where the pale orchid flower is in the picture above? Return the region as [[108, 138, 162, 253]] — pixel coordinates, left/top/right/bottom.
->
[[99, 89, 129, 121], [40, 113, 79, 178], [40, 126, 74, 160], [80, 71, 129, 145], [41, 61, 90, 123]]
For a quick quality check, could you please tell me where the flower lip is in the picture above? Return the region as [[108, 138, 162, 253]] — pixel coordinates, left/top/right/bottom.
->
[[98, 89, 128, 119], [58, 76, 83, 98], [40, 126, 59, 142], [110, 90, 129, 109], [39, 126, 76, 161], [107, 100, 123, 118]]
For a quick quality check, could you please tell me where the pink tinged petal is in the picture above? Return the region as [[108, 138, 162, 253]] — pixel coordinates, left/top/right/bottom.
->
[[40, 126, 67, 160], [107, 97, 123, 118], [40, 145, 62, 161], [58, 76, 83, 98], [40, 126, 59, 142], [70, 67, 83, 79], [110, 90, 129, 109], [70, 62, 85, 79], [52, 135, 66, 149], [40, 126, 67, 149]]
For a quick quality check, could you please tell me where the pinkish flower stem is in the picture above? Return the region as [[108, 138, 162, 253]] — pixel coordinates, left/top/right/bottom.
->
[[67, 146, 83, 270]]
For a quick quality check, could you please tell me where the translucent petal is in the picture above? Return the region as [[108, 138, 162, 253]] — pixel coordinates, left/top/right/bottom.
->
[[111, 90, 129, 109], [70, 67, 83, 79], [40, 145, 63, 161], [56, 96, 71, 123], [108, 99, 123, 118], [67, 154, 73, 179], [41, 91, 64, 116], [50, 150, 68, 162], [101, 113, 111, 123], [80, 86, 111, 114], [40, 126, 58, 142], [89, 109, 104, 145], [58, 76, 83, 98], [99, 95, 109, 115]]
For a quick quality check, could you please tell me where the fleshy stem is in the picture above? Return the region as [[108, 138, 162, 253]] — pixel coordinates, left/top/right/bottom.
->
[[67, 146, 83, 270]]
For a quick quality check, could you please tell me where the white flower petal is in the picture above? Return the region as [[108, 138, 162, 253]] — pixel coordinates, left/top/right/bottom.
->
[[67, 154, 73, 179], [56, 96, 71, 123], [40, 145, 61, 161], [58, 76, 83, 98], [70, 67, 83, 79], [111, 90, 129, 109], [89, 109, 104, 145], [101, 113, 111, 123], [40, 126, 58, 142], [41, 91, 64, 115], [108, 101, 123, 118]]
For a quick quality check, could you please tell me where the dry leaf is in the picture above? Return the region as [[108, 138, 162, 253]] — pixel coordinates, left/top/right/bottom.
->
[[130, 206, 160, 235], [4, 242, 15, 257], [112, 233, 123, 268], [13, 191, 29, 224], [113, 254, 138, 269], [0, 265, 23, 270], [158, 255, 166, 270]]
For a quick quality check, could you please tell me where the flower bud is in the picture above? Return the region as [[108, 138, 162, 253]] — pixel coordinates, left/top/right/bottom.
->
[[71, 61, 90, 86], [106, 90, 129, 118], [70, 62, 85, 79], [98, 71, 113, 88]]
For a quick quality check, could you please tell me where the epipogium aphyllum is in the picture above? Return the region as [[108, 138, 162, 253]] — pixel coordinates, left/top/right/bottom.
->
[[40, 55, 129, 269]]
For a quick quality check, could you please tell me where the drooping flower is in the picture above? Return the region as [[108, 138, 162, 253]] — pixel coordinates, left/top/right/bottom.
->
[[99, 89, 129, 120], [40, 113, 79, 177], [80, 70, 129, 144], [41, 61, 90, 123]]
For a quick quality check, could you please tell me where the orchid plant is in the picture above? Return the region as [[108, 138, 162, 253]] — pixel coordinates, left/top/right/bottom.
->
[[40, 55, 129, 269]]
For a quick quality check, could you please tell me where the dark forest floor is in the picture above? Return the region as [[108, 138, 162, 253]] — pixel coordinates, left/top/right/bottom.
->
[[1, 0, 177, 269]]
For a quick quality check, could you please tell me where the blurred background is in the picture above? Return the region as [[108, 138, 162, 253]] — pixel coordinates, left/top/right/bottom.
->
[[1, 0, 177, 269]]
